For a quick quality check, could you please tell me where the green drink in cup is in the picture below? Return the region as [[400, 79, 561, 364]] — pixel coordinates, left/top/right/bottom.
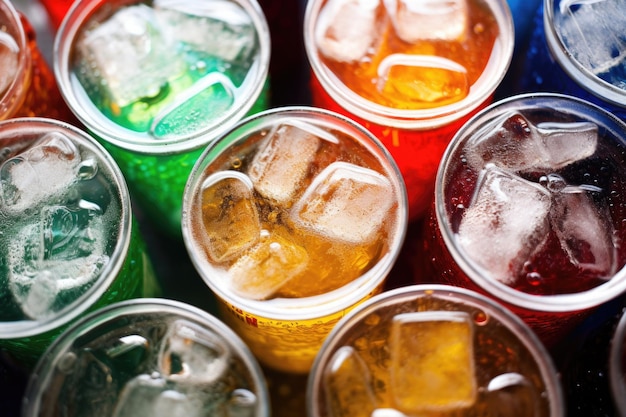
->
[[0, 118, 160, 368], [54, 0, 271, 237]]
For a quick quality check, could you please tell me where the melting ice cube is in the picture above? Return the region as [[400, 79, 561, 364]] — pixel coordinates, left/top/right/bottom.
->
[[199, 171, 261, 263], [0, 132, 80, 214], [315, 0, 387, 63], [158, 319, 230, 384], [228, 231, 309, 300], [389, 311, 476, 413], [155, 0, 257, 63], [248, 121, 327, 204], [466, 112, 598, 172], [75, 4, 185, 108], [484, 373, 540, 417], [551, 189, 616, 278], [457, 165, 552, 285], [291, 161, 394, 245], [324, 346, 377, 417], [0, 30, 19, 95], [384, 0, 468, 42]]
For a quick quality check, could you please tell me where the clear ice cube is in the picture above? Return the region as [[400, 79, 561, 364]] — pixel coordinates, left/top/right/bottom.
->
[[199, 171, 261, 263], [551, 189, 617, 277], [248, 122, 325, 204], [457, 165, 552, 285], [7, 204, 108, 319], [155, 0, 257, 63], [556, 0, 626, 77], [315, 0, 387, 63], [466, 113, 598, 172], [228, 231, 309, 300], [291, 161, 394, 245], [0, 30, 19, 95], [324, 346, 377, 417], [389, 311, 476, 413], [76, 4, 185, 108], [377, 53, 469, 104], [384, 0, 468, 42], [0, 132, 80, 214], [485, 373, 539, 417], [158, 319, 230, 384]]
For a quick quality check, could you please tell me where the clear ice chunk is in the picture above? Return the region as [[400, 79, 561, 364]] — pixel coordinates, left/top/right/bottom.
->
[[466, 112, 598, 172], [199, 171, 261, 263], [551, 189, 617, 277], [324, 346, 377, 417], [485, 373, 539, 417], [76, 4, 185, 108], [377, 53, 469, 104], [315, 0, 387, 63], [371, 409, 409, 417], [389, 311, 476, 413], [228, 231, 309, 300], [158, 319, 230, 384], [384, 0, 468, 42], [457, 165, 552, 285], [556, 0, 626, 77], [154, 0, 257, 63], [291, 161, 394, 245], [7, 204, 108, 319], [0, 30, 19, 95], [0, 132, 80, 214]]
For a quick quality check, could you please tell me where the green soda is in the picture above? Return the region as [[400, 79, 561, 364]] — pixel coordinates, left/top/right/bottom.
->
[[0, 118, 160, 368], [54, 0, 271, 237]]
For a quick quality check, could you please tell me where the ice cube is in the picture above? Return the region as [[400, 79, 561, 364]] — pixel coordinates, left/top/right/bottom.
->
[[466, 113, 598, 172], [457, 165, 552, 285], [371, 409, 409, 417], [228, 231, 309, 300], [291, 161, 394, 244], [0, 30, 19, 95], [226, 389, 258, 417], [377, 53, 469, 105], [104, 335, 151, 372], [158, 319, 230, 384], [384, 0, 468, 42], [551, 189, 617, 277], [199, 171, 261, 263], [155, 0, 257, 63], [324, 346, 377, 417], [389, 311, 476, 413], [0, 132, 80, 214], [315, 0, 387, 63], [556, 0, 626, 77], [484, 373, 539, 417], [75, 4, 185, 108]]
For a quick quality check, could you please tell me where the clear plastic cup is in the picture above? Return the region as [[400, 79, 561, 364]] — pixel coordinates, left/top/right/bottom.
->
[[22, 298, 270, 417], [182, 106, 408, 373], [308, 284, 564, 417]]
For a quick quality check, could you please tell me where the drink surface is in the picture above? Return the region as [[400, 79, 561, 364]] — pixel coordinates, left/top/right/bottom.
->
[[188, 113, 403, 301], [442, 103, 626, 296], [309, 287, 558, 417], [314, 0, 500, 110]]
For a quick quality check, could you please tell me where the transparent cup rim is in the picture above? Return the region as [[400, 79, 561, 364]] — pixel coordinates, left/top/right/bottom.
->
[[0, 117, 133, 339], [0, 0, 32, 119], [610, 307, 626, 415], [303, 0, 515, 130], [181, 105, 408, 321], [543, 0, 626, 108], [306, 284, 565, 417], [53, 0, 271, 155], [435, 92, 626, 313], [22, 298, 271, 417]]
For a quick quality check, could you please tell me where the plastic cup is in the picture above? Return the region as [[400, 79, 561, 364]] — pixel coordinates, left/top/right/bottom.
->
[[307, 284, 564, 417], [22, 298, 270, 417], [422, 92, 626, 346], [610, 307, 626, 416], [303, 0, 514, 221], [182, 106, 408, 374], [54, 0, 271, 237], [0, 0, 74, 121], [0, 117, 160, 367]]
